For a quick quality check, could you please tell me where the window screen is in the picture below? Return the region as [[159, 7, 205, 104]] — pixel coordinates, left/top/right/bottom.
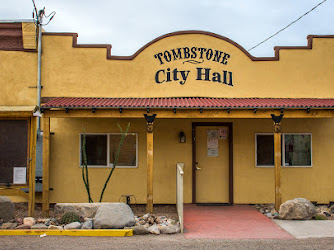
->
[[0, 120, 28, 184], [110, 134, 137, 167]]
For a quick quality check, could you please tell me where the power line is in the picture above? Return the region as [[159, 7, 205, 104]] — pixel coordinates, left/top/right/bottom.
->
[[248, 0, 327, 52]]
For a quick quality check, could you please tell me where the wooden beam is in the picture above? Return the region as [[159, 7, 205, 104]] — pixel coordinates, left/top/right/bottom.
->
[[42, 117, 50, 217], [144, 114, 156, 214], [28, 116, 37, 217], [272, 115, 283, 212], [0, 188, 29, 198], [42, 108, 334, 119], [147, 130, 153, 213], [0, 112, 34, 118]]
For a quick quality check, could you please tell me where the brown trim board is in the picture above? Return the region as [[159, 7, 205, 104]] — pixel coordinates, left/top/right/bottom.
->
[[192, 122, 233, 204], [43, 31, 334, 62]]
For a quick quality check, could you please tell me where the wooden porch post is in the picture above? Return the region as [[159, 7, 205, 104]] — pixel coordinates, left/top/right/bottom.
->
[[42, 117, 50, 217], [144, 114, 156, 214], [28, 116, 37, 217], [271, 114, 283, 212]]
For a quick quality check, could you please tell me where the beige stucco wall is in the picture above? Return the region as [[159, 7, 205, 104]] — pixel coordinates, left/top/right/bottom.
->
[[40, 34, 334, 99], [45, 118, 334, 204]]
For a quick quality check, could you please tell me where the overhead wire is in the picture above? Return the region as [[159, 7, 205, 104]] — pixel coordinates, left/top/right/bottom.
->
[[248, 0, 327, 52]]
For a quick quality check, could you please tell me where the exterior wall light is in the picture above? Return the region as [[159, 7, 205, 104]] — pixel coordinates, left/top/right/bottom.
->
[[179, 131, 186, 143]]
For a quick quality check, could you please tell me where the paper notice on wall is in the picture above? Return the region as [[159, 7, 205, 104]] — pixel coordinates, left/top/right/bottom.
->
[[207, 129, 218, 139], [207, 138, 218, 148], [218, 127, 228, 140], [207, 148, 219, 157], [13, 167, 26, 184]]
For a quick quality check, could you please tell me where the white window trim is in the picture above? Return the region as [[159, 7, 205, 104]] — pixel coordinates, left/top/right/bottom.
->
[[79, 132, 138, 168], [255, 133, 312, 168]]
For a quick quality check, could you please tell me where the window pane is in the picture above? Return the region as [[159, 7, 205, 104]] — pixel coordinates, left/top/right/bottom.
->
[[81, 135, 107, 166], [256, 134, 274, 166], [284, 134, 311, 166], [110, 134, 136, 166]]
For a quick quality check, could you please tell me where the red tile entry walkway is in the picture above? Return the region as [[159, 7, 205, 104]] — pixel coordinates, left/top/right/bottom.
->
[[184, 204, 293, 239]]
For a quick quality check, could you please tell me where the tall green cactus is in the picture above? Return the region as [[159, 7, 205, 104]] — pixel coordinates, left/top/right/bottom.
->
[[81, 123, 130, 203], [81, 130, 93, 203], [99, 122, 130, 202]]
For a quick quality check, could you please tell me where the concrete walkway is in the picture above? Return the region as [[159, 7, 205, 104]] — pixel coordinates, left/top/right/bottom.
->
[[274, 220, 334, 239], [184, 204, 293, 239]]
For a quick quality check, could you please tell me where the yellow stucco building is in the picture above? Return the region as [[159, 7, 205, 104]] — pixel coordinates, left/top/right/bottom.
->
[[0, 21, 333, 215]]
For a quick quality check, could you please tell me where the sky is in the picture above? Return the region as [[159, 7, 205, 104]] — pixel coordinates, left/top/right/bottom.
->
[[1, 0, 333, 57]]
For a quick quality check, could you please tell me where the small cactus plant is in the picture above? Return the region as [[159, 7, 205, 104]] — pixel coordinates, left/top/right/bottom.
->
[[60, 212, 80, 225]]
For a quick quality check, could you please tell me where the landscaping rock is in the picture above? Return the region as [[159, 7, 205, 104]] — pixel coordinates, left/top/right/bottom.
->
[[160, 224, 180, 234], [279, 198, 316, 220], [148, 224, 160, 235], [314, 213, 327, 220], [1, 222, 17, 229], [93, 203, 135, 229], [81, 220, 93, 229], [16, 224, 31, 229], [54, 203, 103, 218], [64, 222, 81, 230], [155, 216, 167, 224], [0, 196, 15, 222], [23, 217, 36, 227], [133, 225, 150, 235], [48, 225, 63, 230], [31, 223, 48, 229]]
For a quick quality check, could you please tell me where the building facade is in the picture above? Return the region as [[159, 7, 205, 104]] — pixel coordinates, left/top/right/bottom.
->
[[0, 22, 333, 215]]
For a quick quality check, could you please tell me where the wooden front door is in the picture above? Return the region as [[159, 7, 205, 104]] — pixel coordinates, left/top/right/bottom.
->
[[192, 123, 233, 204]]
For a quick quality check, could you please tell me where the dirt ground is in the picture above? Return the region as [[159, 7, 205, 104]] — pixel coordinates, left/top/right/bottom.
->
[[14, 203, 178, 221]]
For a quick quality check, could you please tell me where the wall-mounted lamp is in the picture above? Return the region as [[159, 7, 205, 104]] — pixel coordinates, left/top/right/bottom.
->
[[179, 131, 186, 143]]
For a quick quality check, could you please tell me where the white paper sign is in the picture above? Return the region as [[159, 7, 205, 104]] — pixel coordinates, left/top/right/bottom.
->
[[13, 167, 27, 184], [208, 148, 219, 157], [207, 129, 218, 139], [218, 127, 228, 140], [207, 138, 218, 148]]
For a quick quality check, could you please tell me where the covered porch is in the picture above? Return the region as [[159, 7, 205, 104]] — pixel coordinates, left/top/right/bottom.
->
[[40, 97, 334, 216]]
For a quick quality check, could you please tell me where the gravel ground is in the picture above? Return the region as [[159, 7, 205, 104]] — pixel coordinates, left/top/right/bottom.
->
[[1, 235, 334, 250]]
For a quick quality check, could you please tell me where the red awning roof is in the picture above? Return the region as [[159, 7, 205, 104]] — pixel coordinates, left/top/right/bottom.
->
[[41, 97, 334, 109]]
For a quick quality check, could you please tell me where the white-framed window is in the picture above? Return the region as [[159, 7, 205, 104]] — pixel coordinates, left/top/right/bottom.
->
[[255, 133, 312, 168], [80, 133, 138, 168]]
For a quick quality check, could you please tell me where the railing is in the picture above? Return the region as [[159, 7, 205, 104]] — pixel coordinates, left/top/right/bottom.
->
[[176, 162, 184, 233]]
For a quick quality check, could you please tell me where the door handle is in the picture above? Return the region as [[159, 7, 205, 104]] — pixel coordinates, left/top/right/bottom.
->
[[196, 166, 202, 171]]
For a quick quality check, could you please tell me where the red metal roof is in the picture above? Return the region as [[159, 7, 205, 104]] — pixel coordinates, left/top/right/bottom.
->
[[41, 97, 334, 109]]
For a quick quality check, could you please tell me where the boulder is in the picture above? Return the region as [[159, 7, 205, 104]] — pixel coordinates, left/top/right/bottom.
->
[[23, 217, 36, 227], [64, 222, 81, 230], [1, 222, 17, 229], [48, 225, 63, 230], [279, 198, 316, 220], [0, 196, 15, 222], [31, 223, 48, 229], [54, 203, 103, 218], [160, 224, 180, 234], [148, 224, 160, 235], [133, 225, 150, 235], [16, 224, 31, 229], [93, 203, 135, 229], [81, 220, 93, 229]]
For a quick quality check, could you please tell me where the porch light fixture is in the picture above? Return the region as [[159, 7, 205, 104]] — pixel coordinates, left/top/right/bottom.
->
[[33, 109, 42, 117], [179, 131, 186, 143]]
